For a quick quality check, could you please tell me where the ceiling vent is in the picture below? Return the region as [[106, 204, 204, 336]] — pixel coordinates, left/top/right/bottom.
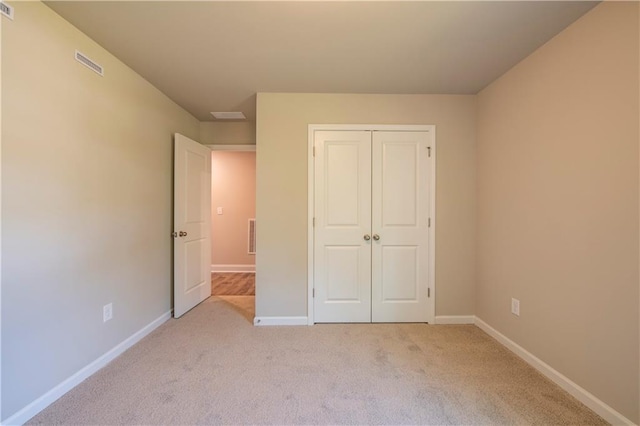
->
[[75, 50, 104, 76], [0, 1, 14, 20], [211, 112, 246, 120]]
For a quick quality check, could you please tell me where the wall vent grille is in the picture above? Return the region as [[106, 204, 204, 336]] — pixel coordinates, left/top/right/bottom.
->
[[248, 219, 256, 255], [0, 2, 14, 20], [75, 50, 104, 76]]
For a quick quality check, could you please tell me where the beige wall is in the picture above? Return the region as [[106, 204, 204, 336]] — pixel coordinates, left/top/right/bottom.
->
[[1, 2, 200, 420], [256, 93, 476, 318], [200, 121, 256, 145], [476, 2, 639, 423], [211, 151, 256, 266]]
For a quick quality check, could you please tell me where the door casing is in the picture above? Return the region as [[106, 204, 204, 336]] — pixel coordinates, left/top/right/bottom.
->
[[307, 124, 436, 325]]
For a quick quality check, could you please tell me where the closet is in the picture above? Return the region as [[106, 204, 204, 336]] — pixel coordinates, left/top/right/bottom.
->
[[312, 128, 434, 323]]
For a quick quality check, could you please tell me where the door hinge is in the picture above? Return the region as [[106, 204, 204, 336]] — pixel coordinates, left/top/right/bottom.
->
[[313, 146, 316, 157], [312, 288, 315, 298], [313, 217, 315, 227], [428, 217, 431, 227], [428, 288, 431, 298], [427, 146, 431, 157]]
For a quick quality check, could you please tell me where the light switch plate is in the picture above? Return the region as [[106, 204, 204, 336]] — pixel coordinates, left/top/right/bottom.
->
[[511, 298, 520, 316], [103, 303, 113, 322]]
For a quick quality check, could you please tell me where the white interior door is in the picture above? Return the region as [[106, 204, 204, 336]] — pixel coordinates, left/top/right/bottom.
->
[[174, 133, 212, 318], [314, 131, 372, 323], [371, 131, 431, 322]]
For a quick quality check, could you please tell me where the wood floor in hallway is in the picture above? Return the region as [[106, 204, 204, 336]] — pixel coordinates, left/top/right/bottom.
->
[[211, 272, 255, 296]]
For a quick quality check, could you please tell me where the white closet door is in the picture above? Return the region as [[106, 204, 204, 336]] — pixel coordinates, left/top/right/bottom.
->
[[371, 131, 431, 322], [314, 131, 372, 323]]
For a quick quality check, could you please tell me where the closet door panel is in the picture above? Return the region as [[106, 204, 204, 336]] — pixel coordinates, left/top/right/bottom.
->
[[314, 131, 372, 323], [372, 131, 431, 323]]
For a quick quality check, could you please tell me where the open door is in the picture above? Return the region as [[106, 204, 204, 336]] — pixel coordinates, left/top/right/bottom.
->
[[174, 133, 212, 318]]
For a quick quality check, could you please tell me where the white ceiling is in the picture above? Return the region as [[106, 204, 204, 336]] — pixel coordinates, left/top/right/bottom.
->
[[46, 1, 599, 122]]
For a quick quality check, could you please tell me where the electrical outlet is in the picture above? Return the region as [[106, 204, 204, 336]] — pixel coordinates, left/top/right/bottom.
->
[[511, 298, 520, 316], [103, 303, 113, 322], [217, 207, 223, 215]]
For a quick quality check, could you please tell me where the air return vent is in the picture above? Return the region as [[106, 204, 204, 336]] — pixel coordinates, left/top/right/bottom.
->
[[248, 219, 256, 255], [75, 50, 104, 76], [0, 1, 14, 20]]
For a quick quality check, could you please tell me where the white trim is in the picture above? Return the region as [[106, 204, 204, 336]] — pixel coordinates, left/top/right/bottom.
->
[[206, 144, 255, 152], [434, 315, 475, 324], [307, 125, 315, 325], [2, 311, 172, 426], [253, 316, 308, 326], [308, 124, 436, 132], [211, 264, 255, 273], [307, 124, 436, 325], [474, 317, 635, 426], [427, 128, 436, 325]]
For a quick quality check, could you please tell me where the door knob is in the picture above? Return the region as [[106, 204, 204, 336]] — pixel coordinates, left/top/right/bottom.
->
[[179, 231, 188, 237], [373, 234, 380, 241], [363, 234, 371, 241]]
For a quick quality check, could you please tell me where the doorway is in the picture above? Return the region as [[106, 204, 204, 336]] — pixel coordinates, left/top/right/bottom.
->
[[308, 125, 436, 324], [209, 145, 256, 322]]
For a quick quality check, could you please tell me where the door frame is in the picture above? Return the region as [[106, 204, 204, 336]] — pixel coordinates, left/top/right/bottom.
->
[[307, 124, 437, 325], [207, 144, 257, 276], [206, 144, 256, 152]]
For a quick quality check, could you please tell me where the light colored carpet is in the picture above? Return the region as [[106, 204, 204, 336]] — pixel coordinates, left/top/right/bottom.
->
[[28, 297, 605, 425], [216, 295, 255, 323]]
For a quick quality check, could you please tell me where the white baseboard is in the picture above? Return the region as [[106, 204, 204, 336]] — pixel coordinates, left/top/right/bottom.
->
[[253, 316, 308, 326], [3, 311, 172, 426], [434, 315, 475, 324], [211, 264, 255, 273], [474, 317, 634, 426]]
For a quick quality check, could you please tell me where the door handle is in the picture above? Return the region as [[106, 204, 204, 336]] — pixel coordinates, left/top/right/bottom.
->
[[373, 234, 380, 241], [179, 231, 188, 237], [363, 234, 371, 241], [172, 231, 178, 238]]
